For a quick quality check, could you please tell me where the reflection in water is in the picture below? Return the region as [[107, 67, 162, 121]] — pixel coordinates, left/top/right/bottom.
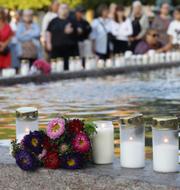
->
[[0, 67, 180, 158]]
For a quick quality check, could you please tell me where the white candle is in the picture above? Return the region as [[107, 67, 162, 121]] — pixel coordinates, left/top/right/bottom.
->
[[16, 107, 38, 142], [92, 121, 114, 164], [121, 139, 145, 168], [105, 59, 113, 68], [56, 58, 64, 72], [97, 59, 105, 69], [153, 144, 179, 173]]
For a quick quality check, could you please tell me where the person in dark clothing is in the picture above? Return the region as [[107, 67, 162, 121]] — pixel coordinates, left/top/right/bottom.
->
[[46, 3, 78, 70], [74, 6, 91, 42], [74, 5, 91, 67]]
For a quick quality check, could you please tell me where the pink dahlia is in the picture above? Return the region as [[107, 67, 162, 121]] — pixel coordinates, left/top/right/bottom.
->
[[72, 132, 90, 153], [47, 118, 65, 140]]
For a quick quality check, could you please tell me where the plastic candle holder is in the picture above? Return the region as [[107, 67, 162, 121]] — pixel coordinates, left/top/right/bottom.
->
[[16, 107, 38, 142], [120, 114, 145, 168], [92, 121, 114, 164], [152, 117, 179, 173]]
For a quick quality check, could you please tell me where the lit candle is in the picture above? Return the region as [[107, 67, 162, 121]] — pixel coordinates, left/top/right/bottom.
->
[[120, 114, 145, 168], [16, 107, 39, 142], [152, 117, 179, 173], [92, 121, 114, 164], [105, 59, 113, 68], [97, 59, 105, 69]]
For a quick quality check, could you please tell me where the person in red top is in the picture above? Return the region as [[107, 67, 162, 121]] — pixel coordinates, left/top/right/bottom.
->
[[0, 8, 13, 69]]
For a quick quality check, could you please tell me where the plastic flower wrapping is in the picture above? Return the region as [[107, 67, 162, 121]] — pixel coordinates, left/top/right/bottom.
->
[[11, 117, 96, 171]]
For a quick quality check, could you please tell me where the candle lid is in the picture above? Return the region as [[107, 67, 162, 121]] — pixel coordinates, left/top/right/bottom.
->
[[16, 107, 38, 121], [152, 116, 178, 130], [120, 113, 143, 127]]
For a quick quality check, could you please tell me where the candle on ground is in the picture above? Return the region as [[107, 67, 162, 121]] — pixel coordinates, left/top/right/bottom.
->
[[92, 121, 114, 164]]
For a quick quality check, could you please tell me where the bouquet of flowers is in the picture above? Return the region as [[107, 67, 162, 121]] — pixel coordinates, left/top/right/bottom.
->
[[11, 117, 96, 171]]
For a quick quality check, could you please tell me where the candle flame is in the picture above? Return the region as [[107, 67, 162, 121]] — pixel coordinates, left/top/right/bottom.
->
[[25, 128, 30, 134], [129, 136, 133, 141], [163, 138, 169, 143]]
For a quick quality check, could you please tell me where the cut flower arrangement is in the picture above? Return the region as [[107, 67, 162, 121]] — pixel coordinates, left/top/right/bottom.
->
[[11, 117, 96, 171]]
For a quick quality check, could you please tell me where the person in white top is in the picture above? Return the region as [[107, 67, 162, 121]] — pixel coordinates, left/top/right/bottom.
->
[[111, 5, 133, 53], [167, 6, 180, 47], [90, 4, 112, 60], [41, 0, 59, 46], [158, 6, 180, 52]]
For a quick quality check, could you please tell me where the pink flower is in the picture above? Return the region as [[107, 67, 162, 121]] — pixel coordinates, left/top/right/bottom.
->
[[33, 59, 51, 75], [47, 118, 65, 140], [72, 132, 90, 153]]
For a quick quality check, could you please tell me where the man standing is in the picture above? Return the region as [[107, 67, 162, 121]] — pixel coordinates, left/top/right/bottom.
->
[[46, 3, 78, 70], [74, 5, 91, 67], [41, 0, 59, 46]]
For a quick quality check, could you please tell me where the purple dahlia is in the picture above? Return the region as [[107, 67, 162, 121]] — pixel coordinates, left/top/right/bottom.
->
[[61, 153, 83, 170], [23, 131, 43, 155], [15, 150, 38, 171]]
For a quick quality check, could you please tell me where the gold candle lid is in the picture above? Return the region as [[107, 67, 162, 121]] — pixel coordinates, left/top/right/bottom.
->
[[120, 113, 144, 127], [152, 116, 178, 130], [16, 107, 38, 121]]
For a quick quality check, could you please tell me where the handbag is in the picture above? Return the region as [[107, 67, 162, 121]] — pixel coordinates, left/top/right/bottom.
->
[[99, 19, 116, 43], [21, 41, 38, 59]]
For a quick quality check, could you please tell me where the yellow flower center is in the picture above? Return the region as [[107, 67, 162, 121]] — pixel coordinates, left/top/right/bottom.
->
[[67, 159, 76, 167], [31, 138, 38, 147], [79, 139, 84, 146], [52, 124, 61, 132]]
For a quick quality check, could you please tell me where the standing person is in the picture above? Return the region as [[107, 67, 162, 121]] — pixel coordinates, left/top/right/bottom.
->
[[16, 10, 42, 67], [108, 3, 117, 20], [111, 5, 133, 54], [46, 3, 78, 70], [151, 3, 172, 45], [129, 1, 149, 52], [74, 5, 91, 67], [0, 7, 13, 70], [10, 10, 21, 73], [158, 6, 180, 52], [41, 0, 59, 47], [90, 4, 112, 60]]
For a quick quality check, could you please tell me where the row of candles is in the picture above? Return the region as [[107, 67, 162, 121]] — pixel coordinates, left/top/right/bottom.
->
[[2, 50, 180, 78], [51, 50, 180, 72], [16, 108, 179, 173]]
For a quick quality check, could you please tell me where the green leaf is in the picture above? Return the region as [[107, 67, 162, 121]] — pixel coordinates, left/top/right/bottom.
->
[[84, 121, 97, 137]]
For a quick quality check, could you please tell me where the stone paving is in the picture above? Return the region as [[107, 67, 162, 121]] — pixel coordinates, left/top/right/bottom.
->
[[0, 146, 179, 190]]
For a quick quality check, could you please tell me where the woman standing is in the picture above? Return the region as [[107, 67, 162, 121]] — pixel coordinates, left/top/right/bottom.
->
[[16, 10, 42, 67], [152, 3, 172, 45], [111, 5, 133, 53], [129, 1, 149, 52], [0, 8, 13, 70], [90, 4, 112, 60]]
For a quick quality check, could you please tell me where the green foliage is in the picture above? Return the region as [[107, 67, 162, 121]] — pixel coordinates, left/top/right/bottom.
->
[[0, 0, 51, 9], [11, 140, 21, 158], [0, 0, 179, 11], [84, 121, 97, 137]]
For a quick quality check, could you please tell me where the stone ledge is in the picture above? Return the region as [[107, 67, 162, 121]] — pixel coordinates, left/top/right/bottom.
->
[[0, 146, 179, 190], [0, 62, 180, 86]]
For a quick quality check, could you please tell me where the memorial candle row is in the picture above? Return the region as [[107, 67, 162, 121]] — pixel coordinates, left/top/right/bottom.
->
[[16, 108, 179, 173]]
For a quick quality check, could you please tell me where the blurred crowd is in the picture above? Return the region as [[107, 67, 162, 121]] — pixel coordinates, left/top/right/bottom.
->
[[0, 0, 179, 73]]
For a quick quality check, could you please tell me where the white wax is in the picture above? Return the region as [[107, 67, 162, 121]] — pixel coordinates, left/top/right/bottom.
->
[[153, 144, 179, 173], [92, 124, 114, 164], [121, 141, 145, 168]]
